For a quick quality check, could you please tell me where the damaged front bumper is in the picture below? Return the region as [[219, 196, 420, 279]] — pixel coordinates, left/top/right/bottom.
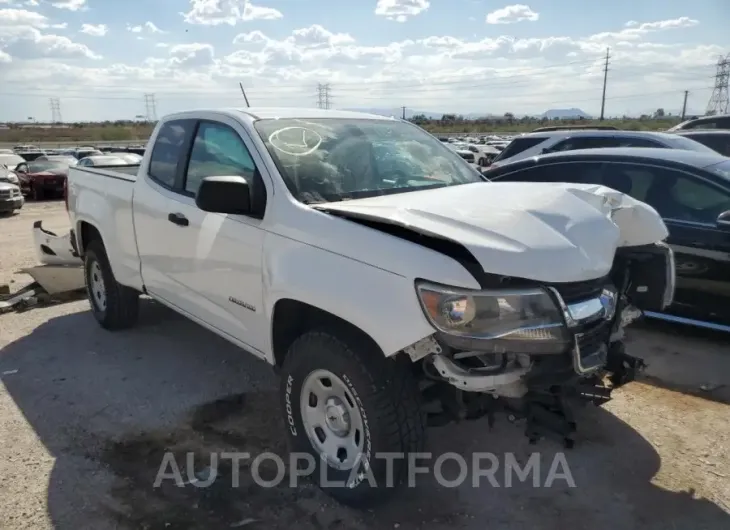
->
[[406, 242, 675, 444]]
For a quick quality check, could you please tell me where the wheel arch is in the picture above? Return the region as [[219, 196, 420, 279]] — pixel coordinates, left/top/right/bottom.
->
[[270, 299, 384, 368]]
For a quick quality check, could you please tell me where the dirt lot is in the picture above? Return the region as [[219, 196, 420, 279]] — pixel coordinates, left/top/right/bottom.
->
[[0, 202, 729, 530]]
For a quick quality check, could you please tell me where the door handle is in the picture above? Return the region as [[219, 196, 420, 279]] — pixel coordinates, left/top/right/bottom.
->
[[168, 212, 189, 226]]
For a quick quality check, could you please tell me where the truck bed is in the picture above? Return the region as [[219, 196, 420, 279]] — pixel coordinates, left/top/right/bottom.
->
[[71, 164, 139, 181], [67, 163, 142, 290]]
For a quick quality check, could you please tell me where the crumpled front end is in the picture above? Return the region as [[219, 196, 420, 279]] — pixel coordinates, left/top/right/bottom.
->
[[405, 241, 675, 445]]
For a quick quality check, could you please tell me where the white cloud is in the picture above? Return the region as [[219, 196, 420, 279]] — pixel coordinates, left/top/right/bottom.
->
[[2, 27, 101, 59], [486, 4, 539, 25], [51, 0, 87, 11], [183, 0, 282, 26], [375, 0, 430, 22], [144, 21, 164, 33], [0, 8, 100, 60], [168, 42, 215, 68], [80, 23, 107, 36], [0, 49, 10, 62], [51, 22, 68, 29], [0, 16, 721, 121], [241, 2, 282, 21], [126, 21, 166, 35], [589, 17, 699, 43], [0, 8, 47, 27]]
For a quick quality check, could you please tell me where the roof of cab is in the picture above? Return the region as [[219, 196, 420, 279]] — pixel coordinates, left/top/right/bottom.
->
[[235, 107, 397, 120], [163, 107, 396, 121]]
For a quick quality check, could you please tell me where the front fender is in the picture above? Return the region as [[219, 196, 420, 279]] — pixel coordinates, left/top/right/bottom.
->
[[263, 236, 441, 357]]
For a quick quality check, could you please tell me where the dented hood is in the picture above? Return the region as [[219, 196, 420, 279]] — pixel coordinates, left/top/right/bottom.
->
[[316, 181, 668, 283]]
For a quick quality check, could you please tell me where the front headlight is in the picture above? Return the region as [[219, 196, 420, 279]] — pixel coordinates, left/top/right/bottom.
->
[[416, 281, 571, 354], [6, 172, 19, 184]]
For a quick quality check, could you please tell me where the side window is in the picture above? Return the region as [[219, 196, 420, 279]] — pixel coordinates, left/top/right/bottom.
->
[[184, 121, 257, 196], [643, 168, 730, 224], [492, 137, 545, 162], [688, 120, 716, 130], [493, 162, 604, 184], [695, 135, 730, 156], [548, 137, 620, 153], [615, 137, 663, 148], [148, 120, 194, 188], [602, 165, 655, 198]]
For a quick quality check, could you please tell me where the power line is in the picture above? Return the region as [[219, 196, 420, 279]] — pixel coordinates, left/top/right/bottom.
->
[[143, 93, 157, 121], [49, 98, 62, 123], [316, 83, 332, 109], [706, 53, 730, 115]]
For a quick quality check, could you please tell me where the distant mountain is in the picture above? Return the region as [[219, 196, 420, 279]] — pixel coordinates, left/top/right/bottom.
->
[[541, 108, 592, 120]]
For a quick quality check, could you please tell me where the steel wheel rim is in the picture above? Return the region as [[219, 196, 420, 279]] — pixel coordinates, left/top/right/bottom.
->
[[89, 260, 107, 311], [300, 369, 365, 470]]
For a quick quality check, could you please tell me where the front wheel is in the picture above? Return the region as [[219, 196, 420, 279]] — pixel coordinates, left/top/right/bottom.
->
[[280, 329, 426, 507]]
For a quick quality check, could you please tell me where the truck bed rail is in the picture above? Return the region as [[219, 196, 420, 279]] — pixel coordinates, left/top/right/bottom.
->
[[72, 164, 139, 182]]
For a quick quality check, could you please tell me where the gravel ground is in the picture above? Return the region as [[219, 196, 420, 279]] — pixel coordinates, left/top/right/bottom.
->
[[0, 201, 728, 530]]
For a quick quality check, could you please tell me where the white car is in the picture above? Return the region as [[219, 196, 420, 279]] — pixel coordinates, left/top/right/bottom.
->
[[66, 107, 674, 506], [0, 181, 23, 214], [490, 129, 716, 167]]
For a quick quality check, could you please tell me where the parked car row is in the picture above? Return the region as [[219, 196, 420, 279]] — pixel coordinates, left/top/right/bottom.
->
[[0, 144, 145, 207]]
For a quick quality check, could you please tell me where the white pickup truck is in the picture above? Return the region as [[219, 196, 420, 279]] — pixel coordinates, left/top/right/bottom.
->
[[67, 108, 675, 505]]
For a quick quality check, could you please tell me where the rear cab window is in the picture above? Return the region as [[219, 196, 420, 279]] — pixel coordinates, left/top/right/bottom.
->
[[492, 136, 546, 162]]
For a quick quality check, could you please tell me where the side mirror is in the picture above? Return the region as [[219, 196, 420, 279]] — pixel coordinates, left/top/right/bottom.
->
[[195, 176, 252, 215], [716, 210, 730, 228]]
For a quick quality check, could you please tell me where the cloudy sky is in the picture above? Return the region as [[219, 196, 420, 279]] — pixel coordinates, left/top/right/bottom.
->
[[0, 0, 727, 121]]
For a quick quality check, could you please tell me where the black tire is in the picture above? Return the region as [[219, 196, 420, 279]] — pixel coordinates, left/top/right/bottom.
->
[[32, 185, 44, 201], [84, 239, 139, 330], [280, 329, 426, 507]]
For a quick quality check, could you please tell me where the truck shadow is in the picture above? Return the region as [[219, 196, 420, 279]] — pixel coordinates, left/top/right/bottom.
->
[[0, 302, 728, 530]]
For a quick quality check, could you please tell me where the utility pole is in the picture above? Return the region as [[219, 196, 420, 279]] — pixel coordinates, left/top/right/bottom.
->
[[599, 47, 610, 121], [401, 106, 406, 119], [681, 90, 689, 120], [706, 53, 730, 115], [238, 82, 250, 107], [49, 98, 62, 123], [143, 93, 157, 122], [316, 83, 332, 109]]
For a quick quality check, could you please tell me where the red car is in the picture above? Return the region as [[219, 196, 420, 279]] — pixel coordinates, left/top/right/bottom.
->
[[15, 159, 71, 200]]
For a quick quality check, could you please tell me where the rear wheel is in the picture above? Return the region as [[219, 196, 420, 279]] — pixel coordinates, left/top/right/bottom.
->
[[280, 328, 426, 507], [84, 239, 139, 330], [32, 185, 44, 201]]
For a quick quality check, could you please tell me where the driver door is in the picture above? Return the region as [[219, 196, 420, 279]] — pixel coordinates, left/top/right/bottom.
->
[[640, 166, 730, 322], [158, 118, 270, 355]]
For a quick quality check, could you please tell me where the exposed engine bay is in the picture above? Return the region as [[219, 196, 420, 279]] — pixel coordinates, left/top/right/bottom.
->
[[403, 242, 675, 447]]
